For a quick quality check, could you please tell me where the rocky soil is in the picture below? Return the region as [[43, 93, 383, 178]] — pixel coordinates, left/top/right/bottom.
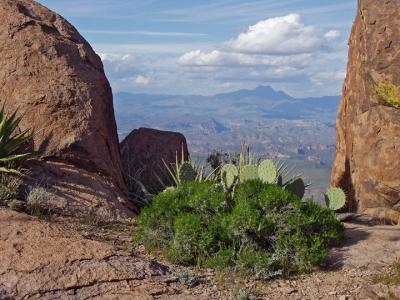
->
[[0, 208, 399, 300]]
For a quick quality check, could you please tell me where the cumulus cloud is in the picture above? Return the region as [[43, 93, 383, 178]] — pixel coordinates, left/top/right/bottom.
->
[[225, 14, 321, 55], [179, 14, 342, 68], [324, 30, 341, 40], [175, 13, 347, 96]]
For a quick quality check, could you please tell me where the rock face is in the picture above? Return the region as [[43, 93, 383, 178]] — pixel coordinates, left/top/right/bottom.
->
[[120, 128, 189, 191], [331, 0, 400, 223], [0, 209, 172, 299], [0, 0, 134, 219]]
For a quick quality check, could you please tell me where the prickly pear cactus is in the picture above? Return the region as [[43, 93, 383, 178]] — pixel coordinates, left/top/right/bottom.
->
[[221, 164, 238, 188], [240, 165, 258, 182], [285, 178, 305, 199], [179, 162, 197, 183], [258, 159, 277, 183], [325, 187, 346, 211]]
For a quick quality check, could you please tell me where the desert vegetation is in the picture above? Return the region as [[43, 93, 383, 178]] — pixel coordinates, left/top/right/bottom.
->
[[376, 81, 400, 109], [133, 146, 346, 279]]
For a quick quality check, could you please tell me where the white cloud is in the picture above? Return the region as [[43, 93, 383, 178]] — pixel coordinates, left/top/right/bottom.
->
[[135, 75, 151, 85], [225, 14, 321, 54], [179, 50, 222, 66], [176, 14, 347, 97], [324, 30, 341, 40], [179, 14, 342, 68]]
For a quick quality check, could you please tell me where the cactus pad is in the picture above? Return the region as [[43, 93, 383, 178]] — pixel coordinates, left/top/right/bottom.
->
[[258, 159, 277, 183], [325, 187, 346, 211], [285, 178, 305, 199], [240, 165, 258, 182], [221, 164, 238, 188], [179, 163, 197, 182]]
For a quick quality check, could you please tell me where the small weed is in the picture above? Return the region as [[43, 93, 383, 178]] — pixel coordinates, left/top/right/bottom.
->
[[7, 199, 25, 212], [371, 262, 400, 286], [173, 269, 200, 288], [26, 186, 53, 217], [73, 223, 84, 232], [234, 288, 251, 300], [0, 175, 23, 203]]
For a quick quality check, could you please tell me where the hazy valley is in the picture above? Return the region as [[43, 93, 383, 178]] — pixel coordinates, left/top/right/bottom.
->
[[114, 86, 340, 197]]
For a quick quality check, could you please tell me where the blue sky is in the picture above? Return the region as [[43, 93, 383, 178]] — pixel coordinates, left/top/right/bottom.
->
[[36, 0, 357, 97]]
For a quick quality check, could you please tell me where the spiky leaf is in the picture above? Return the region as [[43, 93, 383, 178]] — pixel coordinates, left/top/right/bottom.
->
[[179, 163, 197, 183]]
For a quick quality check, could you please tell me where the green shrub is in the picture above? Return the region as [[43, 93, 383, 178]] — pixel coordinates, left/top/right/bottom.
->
[[376, 81, 400, 108], [134, 180, 345, 279]]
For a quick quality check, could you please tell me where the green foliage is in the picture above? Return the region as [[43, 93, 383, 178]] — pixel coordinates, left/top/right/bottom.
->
[[376, 81, 400, 108], [134, 180, 345, 279], [0, 106, 32, 174], [324, 187, 346, 211]]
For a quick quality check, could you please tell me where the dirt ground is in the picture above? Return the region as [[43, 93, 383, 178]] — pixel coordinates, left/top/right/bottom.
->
[[1, 208, 399, 299]]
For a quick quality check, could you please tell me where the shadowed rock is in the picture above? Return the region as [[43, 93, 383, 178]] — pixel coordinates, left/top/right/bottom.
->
[[120, 128, 189, 192]]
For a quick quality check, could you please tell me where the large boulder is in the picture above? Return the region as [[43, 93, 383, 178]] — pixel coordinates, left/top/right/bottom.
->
[[331, 0, 400, 223], [120, 128, 189, 192], [0, 0, 134, 220]]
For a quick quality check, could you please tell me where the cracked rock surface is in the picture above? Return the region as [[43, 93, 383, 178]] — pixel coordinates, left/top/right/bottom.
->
[[0, 209, 176, 299]]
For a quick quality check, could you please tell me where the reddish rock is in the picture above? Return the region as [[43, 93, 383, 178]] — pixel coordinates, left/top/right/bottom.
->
[[331, 0, 400, 223], [0, 0, 134, 219], [120, 128, 189, 191], [0, 209, 172, 299]]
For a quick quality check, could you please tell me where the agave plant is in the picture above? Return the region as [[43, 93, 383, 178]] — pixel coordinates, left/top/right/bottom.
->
[[162, 145, 218, 187], [0, 106, 32, 174]]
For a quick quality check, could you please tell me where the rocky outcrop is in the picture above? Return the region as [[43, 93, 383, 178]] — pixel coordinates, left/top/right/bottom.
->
[[0, 209, 173, 299], [0, 0, 134, 219], [331, 0, 400, 223], [120, 128, 189, 191]]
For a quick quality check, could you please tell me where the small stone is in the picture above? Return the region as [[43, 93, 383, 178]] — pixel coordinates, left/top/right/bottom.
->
[[328, 291, 337, 296], [280, 287, 298, 294]]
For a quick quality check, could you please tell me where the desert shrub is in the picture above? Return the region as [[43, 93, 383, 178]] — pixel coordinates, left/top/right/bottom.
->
[[7, 199, 25, 212], [0, 175, 23, 203], [134, 180, 345, 278], [26, 186, 52, 215], [376, 81, 400, 108]]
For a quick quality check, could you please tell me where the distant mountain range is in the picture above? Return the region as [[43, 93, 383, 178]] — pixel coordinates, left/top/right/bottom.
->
[[113, 86, 341, 196], [113, 85, 340, 138]]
